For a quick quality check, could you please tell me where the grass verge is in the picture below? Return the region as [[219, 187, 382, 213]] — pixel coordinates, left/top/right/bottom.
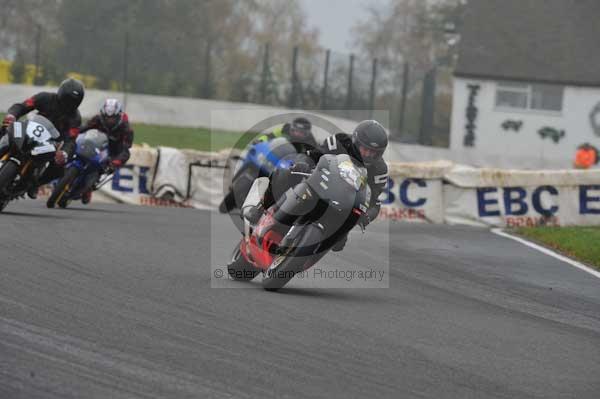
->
[[132, 123, 248, 151], [514, 226, 600, 270], [1, 113, 248, 151]]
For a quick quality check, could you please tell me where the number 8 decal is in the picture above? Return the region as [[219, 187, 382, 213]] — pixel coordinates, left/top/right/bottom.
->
[[33, 125, 45, 138]]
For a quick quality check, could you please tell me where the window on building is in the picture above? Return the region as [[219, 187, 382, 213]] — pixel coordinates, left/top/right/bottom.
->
[[495, 82, 563, 112]]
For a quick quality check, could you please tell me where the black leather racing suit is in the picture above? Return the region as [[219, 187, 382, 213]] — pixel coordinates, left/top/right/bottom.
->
[[5, 92, 82, 184], [266, 133, 388, 224], [310, 133, 388, 223], [79, 113, 134, 166], [259, 132, 388, 251]]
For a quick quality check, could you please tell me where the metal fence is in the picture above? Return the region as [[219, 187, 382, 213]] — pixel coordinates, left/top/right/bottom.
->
[[237, 44, 453, 147], [8, 36, 452, 147]]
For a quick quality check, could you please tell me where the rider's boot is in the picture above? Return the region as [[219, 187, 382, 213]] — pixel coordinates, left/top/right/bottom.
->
[[27, 185, 38, 199], [243, 202, 263, 224], [82, 190, 92, 205], [331, 234, 348, 252], [264, 185, 317, 253], [241, 177, 270, 224]]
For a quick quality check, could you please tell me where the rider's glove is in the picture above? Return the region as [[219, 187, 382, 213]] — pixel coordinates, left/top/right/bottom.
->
[[110, 158, 123, 168], [2, 114, 15, 130], [54, 150, 68, 166]]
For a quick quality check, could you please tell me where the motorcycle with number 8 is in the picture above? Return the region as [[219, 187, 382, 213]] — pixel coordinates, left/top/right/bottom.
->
[[0, 115, 60, 212]]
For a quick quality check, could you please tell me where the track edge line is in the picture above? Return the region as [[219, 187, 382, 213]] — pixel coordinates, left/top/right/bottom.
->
[[490, 228, 600, 280]]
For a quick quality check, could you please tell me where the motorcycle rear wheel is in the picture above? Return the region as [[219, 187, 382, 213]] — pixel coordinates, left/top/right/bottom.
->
[[261, 253, 308, 292]]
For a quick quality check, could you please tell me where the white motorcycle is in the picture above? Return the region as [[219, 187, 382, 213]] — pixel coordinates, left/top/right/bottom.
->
[[0, 115, 60, 212]]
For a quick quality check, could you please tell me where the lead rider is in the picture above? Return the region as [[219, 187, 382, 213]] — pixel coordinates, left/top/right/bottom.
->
[[250, 120, 389, 252]]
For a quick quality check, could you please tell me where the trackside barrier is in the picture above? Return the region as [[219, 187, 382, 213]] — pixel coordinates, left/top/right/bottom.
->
[[62, 146, 600, 227], [443, 165, 600, 227]]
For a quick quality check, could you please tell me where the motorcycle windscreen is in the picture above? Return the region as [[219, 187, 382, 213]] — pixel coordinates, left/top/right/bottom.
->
[[306, 154, 367, 211], [76, 130, 109, 160], [304, 154, 369, 235], [249, 137, 297, 175], [28, 115, 60, 140], [266, 137, 297, 162]]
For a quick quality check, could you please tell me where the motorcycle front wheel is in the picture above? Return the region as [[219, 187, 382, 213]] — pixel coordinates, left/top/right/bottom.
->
[[47, 167, 79, 209], [262, 224, 327, 292], [0, 160, 18, 213], [227, 240, 260, 281]]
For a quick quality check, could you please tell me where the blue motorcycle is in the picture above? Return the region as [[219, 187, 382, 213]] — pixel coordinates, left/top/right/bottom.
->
[[47, 129, 112, 209], [219, 137, 306, 213]]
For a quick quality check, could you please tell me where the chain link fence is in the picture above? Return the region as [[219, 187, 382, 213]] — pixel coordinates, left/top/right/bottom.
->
[[243, 44, 452, 147], [7, 34, 452, 147]]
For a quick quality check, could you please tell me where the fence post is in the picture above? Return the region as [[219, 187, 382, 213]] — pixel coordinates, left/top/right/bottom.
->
[[260, 43, 270, 104], [398, 62, 409, 138], [418, 66, 437, 146], [201, 40, 213, 98], [345, 54, 355, 110], [289, 46, 299, 108], [320, 49, 330, 109], [33, 25, 42, 85], [369, 57, 378, 118], [122, 30, 129, 108]]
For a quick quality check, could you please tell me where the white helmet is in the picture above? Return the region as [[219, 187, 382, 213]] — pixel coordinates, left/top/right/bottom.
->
[[99, 98, 124, 132]]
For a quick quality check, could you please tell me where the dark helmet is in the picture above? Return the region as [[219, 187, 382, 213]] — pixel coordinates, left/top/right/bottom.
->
[[288, 117, 313, 142], [352, 120, 388, 165], [57, 78, 85, 113]]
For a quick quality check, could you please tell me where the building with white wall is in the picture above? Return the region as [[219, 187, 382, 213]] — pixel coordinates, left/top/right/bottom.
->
[[450, 0, 600, 169]]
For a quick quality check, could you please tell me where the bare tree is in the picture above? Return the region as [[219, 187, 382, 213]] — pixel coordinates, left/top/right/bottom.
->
[[0, 0, 322, 102], [352, 0, 465, 91], [0, 0, 60, 61]]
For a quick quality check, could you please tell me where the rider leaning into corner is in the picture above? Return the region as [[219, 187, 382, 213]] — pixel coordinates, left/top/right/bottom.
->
[[254, 117, 318, 154], [1, 78, 85, 198], [244, 119, 389, 253], [77, 98, 134, 204]]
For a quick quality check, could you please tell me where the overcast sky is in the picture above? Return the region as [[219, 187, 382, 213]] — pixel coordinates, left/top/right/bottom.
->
[[299, 0, 373, 53]]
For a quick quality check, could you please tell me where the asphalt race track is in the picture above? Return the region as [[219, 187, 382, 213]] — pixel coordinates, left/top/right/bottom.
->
[[1, 200, 599, 399]]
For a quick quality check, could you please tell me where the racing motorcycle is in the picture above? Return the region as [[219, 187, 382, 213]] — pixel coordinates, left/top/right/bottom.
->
[[219, 137, 303, 213], [227, 153, 371, 291], [0, 115, 60, 212], [47, 129, 112, 209]]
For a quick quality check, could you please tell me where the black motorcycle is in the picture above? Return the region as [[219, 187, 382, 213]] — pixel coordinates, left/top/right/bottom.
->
[[0, 115, 60, 212], [227, 153, 371, 291]]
